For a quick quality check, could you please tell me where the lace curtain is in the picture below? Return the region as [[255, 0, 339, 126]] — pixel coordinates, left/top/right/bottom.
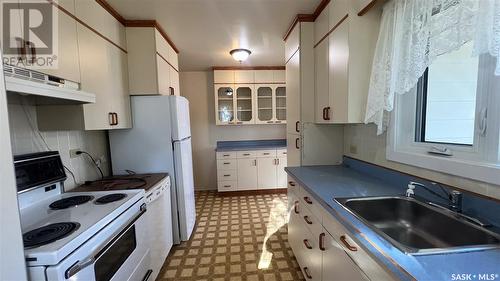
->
[[365, 0, 500, 135]]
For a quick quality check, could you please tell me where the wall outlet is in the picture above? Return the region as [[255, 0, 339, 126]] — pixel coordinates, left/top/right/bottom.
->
[[69, 149, 81, 159], [349, 144, 358, 154]]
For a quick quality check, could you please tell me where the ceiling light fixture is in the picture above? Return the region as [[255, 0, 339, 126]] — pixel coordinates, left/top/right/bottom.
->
[[230, 48, 251, 62]]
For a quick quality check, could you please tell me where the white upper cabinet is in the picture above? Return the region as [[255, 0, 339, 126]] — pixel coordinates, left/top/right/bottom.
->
[[126, 27, 180, 96], [38, 0, 80, 83], [314, 0, 381, 124], [213, 69, 286, 125], [36, 0, 131, 131]]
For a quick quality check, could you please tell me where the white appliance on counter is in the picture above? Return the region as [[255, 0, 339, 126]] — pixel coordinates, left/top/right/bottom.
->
[[144, 177, 173, 280], [15, 152, 152, 281], [109, 95, 196, 244]]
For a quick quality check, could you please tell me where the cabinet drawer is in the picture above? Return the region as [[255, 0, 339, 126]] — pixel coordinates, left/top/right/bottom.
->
[[218, 181, 237, 192], [256, 150, 276, 158], [217, 171, 237, 181], [236, 151, 257, 158], [277, 149, 287, 157], [321, 207, 394, 280], [216, 151, 236, 159], [217, 159, 237, 170], [300, 204, 323, 238], [287, 177, 300, 196], [299, 188, 323, 223]]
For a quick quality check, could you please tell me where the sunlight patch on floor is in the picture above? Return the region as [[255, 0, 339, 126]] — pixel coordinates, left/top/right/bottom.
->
[[258, 198, 289, 269]]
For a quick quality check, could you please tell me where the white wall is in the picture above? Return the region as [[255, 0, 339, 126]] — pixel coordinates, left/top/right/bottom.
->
[[180, 71, 286, 190], [7, 95, 110, 190], [343, 124, 500, 200]]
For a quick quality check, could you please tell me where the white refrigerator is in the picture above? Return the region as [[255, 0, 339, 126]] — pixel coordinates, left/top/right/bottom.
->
[[109, 95, 196, 244]]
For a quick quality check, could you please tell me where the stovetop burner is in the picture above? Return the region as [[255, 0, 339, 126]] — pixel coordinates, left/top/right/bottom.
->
[[49, 195, 94, 210], [95, 193, 127, 204], [23, 222, 80, 248]]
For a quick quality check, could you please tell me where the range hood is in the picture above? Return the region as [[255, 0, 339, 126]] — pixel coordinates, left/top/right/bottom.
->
[[3, 65, 95, 104]]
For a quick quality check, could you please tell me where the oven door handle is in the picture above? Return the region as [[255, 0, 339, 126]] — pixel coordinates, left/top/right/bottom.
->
[[64, 205, 147, 279]]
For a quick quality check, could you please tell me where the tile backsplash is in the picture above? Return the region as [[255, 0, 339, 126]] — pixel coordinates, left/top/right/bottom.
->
[[7, 96, 110, 190]]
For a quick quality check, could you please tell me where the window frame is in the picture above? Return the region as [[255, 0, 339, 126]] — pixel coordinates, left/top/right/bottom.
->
[[387, 54, 500, 185]]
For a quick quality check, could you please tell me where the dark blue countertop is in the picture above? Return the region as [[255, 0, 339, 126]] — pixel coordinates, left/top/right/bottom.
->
[[216, 139, 286, 152], [285, 165, 500, 281]]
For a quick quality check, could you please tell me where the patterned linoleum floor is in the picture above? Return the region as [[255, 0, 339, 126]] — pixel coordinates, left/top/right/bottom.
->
[[157, 191, 305, 281]]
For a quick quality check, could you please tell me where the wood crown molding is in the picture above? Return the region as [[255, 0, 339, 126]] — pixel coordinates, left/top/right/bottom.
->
[[358, 0, 379, 16], [95, 0, 180, 54], [212, 66, 285, 71], [313, 14, 348, 48], [283, 0, 330, 41]]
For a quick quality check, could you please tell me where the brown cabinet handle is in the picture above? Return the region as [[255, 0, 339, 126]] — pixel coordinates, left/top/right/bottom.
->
[[319, 233, 326, 251], [223, 162, 230, 165], [243, 153, 251, 156], [303, 267, 312, 279], [169, 87, 175, 96], [325, 107, 331, 120], [303, 196, 312, 204], [223, 154, 230, 157], [340, 235, 357, 252], [295, 138, 300, 149], [276, 158, 280, 165], [288, 181, 296, 187], [15, 37, 26, 61], [26, 40, 36, 64], [322, 107, 327, 120], [295, 121, 300, 132], [223, 174, 231, 177], [267, 121, 274, 124], [109, 112, 114, 125], [303, 239, 312, 249], [114, 113, 119, 125], [294, 201, 299, 214], [303, 216, 313, 225]]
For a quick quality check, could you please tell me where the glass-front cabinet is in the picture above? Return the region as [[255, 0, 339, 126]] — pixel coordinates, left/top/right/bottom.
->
[[216, 84, 235, 125], [235, 85, 254, 124], [255, 84, 287, 124]]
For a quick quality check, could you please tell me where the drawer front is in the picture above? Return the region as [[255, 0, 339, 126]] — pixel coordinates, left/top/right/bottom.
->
[[217, 170, 237, 181], [277, 149, 287, 157], [299, 188, 323, 223], [287, 177, 300, 196], [218, 181, 237, 192], [300, 204, 323, 238], [216, 151, 236, 159], [236, 151, 257, 158], [256, 150, 277, 158], [321, 207, 394, 281], [217, 159, 237, 170]]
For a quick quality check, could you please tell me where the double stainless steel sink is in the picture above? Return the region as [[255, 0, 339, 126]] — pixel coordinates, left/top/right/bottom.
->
[[336, 196, 500, 254]]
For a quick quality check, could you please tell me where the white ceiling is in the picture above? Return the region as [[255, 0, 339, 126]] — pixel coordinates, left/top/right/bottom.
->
[[106, 0, 321, 71]]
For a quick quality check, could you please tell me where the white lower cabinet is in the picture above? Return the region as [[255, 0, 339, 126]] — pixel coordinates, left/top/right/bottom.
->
[[217, 149, 287, 192], [288, 179, 394, 281], [237, 158, 258, 190], [257, 157, 278, 189]]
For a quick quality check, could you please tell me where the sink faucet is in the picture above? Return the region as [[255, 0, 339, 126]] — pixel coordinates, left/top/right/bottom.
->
[[406, 181, 463, 212]]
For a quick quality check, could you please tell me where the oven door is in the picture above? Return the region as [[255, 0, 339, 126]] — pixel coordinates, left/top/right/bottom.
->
[[46, 202, 151, 281]]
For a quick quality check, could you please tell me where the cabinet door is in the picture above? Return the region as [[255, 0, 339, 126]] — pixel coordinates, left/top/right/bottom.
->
[[41, 4, 80, 83], [257, 157, 277, 189], [156, 54, 171, 95], [110, 43, 131, 129], [322, 230, 367, 281], [276, 156, 287, 188], [235, 84, 254, 124], [215, 84, 235, 125], [315, 38, 330, 123], [170, 67, 180, 96], [78, 24, 112, 130], [329, 19, 349, 123], [287, 133, 301, 166], [275, 85, 286, 124], [255, 85, 274, 124], [237, 158, 257, 190], [286, 52, 300, 134]]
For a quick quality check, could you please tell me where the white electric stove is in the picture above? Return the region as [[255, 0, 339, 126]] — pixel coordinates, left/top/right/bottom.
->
[[15, 152, 153, 281]]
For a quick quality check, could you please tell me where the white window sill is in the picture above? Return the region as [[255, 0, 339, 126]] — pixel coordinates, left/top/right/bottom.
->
[[386, 149, 500, 185]]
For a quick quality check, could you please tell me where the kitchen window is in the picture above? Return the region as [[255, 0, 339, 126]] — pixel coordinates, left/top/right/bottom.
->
[[387, 42, 500, 185]]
